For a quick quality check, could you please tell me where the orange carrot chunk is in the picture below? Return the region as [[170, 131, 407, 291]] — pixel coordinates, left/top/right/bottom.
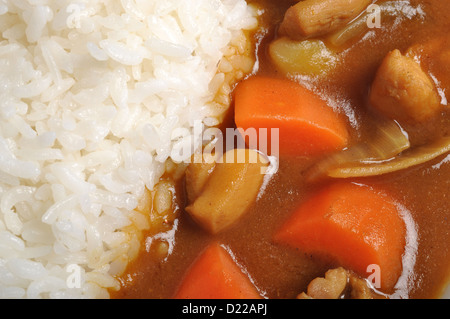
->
[[274, 182, 406, 291], [234, 76, 349, 156], [174, 242, 262, 299]]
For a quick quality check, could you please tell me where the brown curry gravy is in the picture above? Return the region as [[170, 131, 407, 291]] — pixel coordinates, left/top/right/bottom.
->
[[112, 0, 450, 299]]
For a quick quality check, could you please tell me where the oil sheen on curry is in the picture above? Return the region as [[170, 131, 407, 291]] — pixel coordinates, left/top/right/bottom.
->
[[112, 0, 450, 299]]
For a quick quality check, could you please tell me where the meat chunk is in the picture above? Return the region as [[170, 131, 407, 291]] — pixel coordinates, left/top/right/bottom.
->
[[297, 268, 349, 299], [369, 49, 442, 123], [279, 0, 371, 40], [348, 275, 374, 299], [186, 149, 269, 234], [297, 268, 378, 299]]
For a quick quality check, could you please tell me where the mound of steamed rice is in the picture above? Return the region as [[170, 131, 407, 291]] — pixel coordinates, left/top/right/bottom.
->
[[0, 0, 257, 298]]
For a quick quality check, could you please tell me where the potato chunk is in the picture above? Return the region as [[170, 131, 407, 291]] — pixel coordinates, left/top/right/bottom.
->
[[279, 0, 371, 40], [369, 49, 442, 123], [186, 149, 269, 234], [269, 37, 338, 76], [185, 161, 216, 204]]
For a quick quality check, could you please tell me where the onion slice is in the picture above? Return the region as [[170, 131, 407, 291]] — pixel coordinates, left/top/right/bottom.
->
[[327, 136, 450, 178], [306, 119, 411, 181], [327, 1, 426, 49]]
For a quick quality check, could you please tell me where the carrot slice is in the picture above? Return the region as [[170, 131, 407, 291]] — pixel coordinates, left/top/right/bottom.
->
[[274, 182, 406, 291], [234, 76, 349, 156], [174, 243, 262, 299]]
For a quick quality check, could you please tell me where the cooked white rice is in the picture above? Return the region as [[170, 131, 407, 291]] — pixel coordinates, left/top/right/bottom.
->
[[0, 0, 258, 298]]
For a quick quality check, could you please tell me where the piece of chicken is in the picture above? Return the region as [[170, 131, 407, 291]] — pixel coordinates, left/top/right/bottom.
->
[[298, 268, 349, 299], [369, 49, 442, 123], [279, 0, 371, 40], [297, 267, 378, 299]]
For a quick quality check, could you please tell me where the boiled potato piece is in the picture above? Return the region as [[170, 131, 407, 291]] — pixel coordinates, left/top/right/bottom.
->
[[185, 161, 216, 204], [269, 37, 338, 76], [186, 149, 269, 234]]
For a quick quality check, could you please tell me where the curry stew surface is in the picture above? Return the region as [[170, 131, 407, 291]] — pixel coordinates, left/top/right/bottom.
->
[[112, 0, 450, 299]]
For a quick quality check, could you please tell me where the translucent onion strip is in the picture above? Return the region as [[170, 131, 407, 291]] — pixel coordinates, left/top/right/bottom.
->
[[306, 120, 410, 181], [327, 1, 426, 49], [326, 136, 450, 178]]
